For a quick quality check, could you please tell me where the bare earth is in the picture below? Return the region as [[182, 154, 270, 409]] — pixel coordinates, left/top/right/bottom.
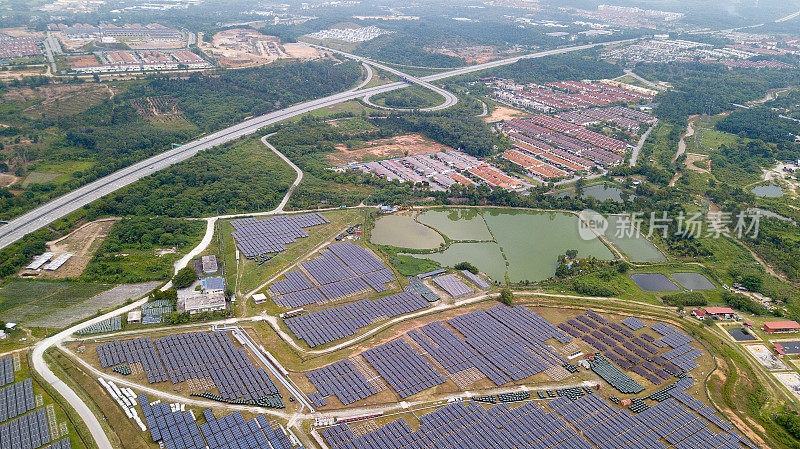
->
[[483, 105, 530, 123], [283, 43, 322, 59], [0, 173, 19, 188], [31, 218, 118, 279], [684, 152, 710, 173], [327, 134, 455, 166]]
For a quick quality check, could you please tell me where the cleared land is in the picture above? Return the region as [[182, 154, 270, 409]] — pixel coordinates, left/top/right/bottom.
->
[[27, 218, 119, 280], [328, 134, 454, 166]]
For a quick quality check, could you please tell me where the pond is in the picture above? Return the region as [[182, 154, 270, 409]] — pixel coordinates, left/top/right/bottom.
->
[[602, 215, 667, 263], [581, 184, 631, 202], [370, 214, 444, 249], [751, 184, 783, 198], [401, 209, 615, 283], [671, 272, 715, 290], [407, 242, 506, 281], [417, 208, 492, 241], [629, 273, 679, 292]]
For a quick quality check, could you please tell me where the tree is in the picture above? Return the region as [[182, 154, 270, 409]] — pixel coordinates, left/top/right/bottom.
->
[[454, 261, 479, 274], [740, 274, 763, 292], [173, 266, 197, 289], [498, 288, 514, 306], [565, 249, 578, 259]]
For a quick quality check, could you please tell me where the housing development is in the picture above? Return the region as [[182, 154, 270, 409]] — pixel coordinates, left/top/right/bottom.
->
[[1, 1, 800, 449]]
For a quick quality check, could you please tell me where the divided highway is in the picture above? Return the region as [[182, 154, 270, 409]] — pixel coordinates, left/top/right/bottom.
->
[[0, 40, 626, 251]]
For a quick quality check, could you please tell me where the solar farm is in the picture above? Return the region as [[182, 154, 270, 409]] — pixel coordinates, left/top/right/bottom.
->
[[297, 305, 713, 412], [138, 393, 304, 449], [267, 242, 397, 308], [95, 330, 285, 408], [0, 357, 69, 449], [231, 213, 329, 262], [320, 378, 754, 449]]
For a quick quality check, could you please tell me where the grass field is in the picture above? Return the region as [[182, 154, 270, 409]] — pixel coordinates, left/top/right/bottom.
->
[[0, 281, 111, 322]]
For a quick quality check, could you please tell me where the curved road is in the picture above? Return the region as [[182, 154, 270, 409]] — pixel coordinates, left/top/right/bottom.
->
[[310, 44, 458, 111], [0, 40, 625, 252]]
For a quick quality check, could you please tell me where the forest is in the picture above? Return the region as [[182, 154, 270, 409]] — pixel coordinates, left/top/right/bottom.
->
[[636, 63, 800, 124], [716, 107, 800, 144], [0, 60, 362, 221]]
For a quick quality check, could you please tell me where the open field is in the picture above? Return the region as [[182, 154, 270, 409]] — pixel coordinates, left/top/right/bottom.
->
[[0, 281, 111, 320], [328, 134, 453, 166], [25, 218, 119, 280], [483, 104, 530, 123]]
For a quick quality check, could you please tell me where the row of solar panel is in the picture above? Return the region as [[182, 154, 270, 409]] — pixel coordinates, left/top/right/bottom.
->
[[0, 408, 50, 449], [0, 379, 35, 424], [322, 381, 754, 449], [231, 213, 328, 259], [0, 358, 14, 387]]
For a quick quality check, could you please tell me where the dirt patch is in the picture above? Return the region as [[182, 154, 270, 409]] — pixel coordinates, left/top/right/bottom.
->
[[30, 218, 118, 279], [684, 152, 710, 173], [283, 43, 322, 59], [0, 173, 19, 187], [327, 134, 454, 166], [483, 105, 530, 123]]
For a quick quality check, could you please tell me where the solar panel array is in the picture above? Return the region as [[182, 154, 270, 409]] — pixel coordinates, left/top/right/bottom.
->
[[0, 357, 14, 386], [558, 311, 700, 388], [269, 242, 395, 308], [142, 300, 173, 318], [460, 270, 490, 289], [408, 277, 439, 302], [231, 213, 329, 260], [139, 395, 206, 449], [589, 355, 644, 394], [362, 339, 446, 399], [96, 337, 167, 383], [305, 359, 377, 405], [621, 317, 646, 331], [99, 331, 282, 406], [285, 291, 429, 347], [76, 316, 121, 335], [139, 394, 304, 449], [201, 411, 302, 449], [408, 321, 509, 385], [447, 306, 568, 383], [154, 332, 281, 402], [322, 380, 754, 449], [0, 379, 35, 423], [432, 274, 474, 298], [0, 408, 50, 449]]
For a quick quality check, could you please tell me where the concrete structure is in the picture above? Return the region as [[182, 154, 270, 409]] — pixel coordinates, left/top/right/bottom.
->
[[179, 289, 226, 315], [764, 321, 800, 334], [127, 310, 142, 323], [201, 255, 218, 274]]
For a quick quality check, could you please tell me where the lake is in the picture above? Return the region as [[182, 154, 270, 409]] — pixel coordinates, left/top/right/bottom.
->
[[751, 184, 783, 198], [398, 209, 615, 282], [370, 214, 443, 249], [417, 208, 492, 240], [602, 215, 667, 263]]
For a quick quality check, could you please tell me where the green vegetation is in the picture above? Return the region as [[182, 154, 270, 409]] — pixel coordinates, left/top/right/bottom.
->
[[498, 288, 514, 306], [87, 137, 295, 217], [717, 107, 800, 144], [454, 261, 478, 275], [172, 267, 197, 289], [722, 291, 771, 316], [373, 85, 443, 109], [0, 281, 110, 318], [636, 63, 800, 124], [662, 291, 708, 307], [0, 60, 361, 221], [82, 218, 204, 284]]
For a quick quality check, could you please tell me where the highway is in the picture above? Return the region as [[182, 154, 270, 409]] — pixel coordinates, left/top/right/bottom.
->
[[0, 40, 626, 252], [308, 44, 459, 111]]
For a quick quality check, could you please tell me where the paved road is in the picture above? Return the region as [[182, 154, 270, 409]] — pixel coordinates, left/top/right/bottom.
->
[[311, 44, 459, 111], [630, 123, 656, 167], [622, 69, 663, 91], [0, 39, 626, 252]]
